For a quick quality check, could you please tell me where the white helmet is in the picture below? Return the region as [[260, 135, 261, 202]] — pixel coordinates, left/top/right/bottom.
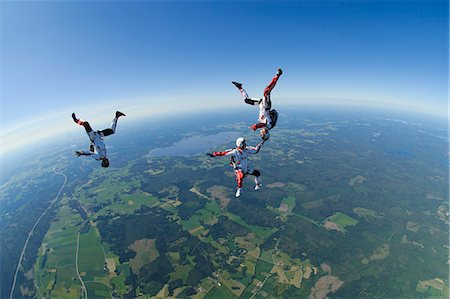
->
[[236, 137, 246, 149]]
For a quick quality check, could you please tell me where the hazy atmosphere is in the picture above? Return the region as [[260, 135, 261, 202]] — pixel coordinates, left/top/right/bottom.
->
[[2, 0, 448, 153], [1, 1, 449, 299]]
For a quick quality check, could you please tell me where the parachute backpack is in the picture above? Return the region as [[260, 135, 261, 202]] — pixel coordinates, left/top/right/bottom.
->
[[269, 109, 279, 128]]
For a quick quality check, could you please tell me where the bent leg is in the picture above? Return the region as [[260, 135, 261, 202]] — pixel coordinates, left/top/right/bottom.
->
[[236, 86, 260, 106], [249, 169, 260, 177], [99, 115, 118, 137], [82, 122, 93, 133], [73, 114, 93, 133], [79, 121, 96, 141], [249, 169, 261, 186], [250, 122, 268, 131], [77, 121, 93, 134], [100, 128, 114, 136]]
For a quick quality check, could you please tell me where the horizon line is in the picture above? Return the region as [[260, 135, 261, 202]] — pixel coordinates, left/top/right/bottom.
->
[[1, 98, 448, 156]]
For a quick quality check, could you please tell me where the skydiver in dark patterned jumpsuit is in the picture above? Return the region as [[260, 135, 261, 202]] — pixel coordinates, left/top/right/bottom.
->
[[72, 111, 125, 168]]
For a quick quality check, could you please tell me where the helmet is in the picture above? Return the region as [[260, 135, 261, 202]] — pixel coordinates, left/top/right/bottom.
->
[[101, 158, 110, 168], [236, 137, 246, 149]]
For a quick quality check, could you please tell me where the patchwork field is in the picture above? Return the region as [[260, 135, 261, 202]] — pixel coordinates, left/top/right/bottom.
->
[[323, 212, 359, 232], [34, 197, 83, 299]]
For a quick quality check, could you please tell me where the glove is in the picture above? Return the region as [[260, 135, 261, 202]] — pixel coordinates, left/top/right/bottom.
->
[[206, 153, 214, 157], [277, 68, 283, 76], [75, 151, 83, 157]]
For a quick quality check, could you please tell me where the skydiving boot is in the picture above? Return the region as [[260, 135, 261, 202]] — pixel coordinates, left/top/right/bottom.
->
[[116, 111, 126, 118], [72, 113, 78, 123], [72, 113, 85, 125], [232, 81, 243, 90], [254, 177, 261, 191], [235, 188, 241, 198]]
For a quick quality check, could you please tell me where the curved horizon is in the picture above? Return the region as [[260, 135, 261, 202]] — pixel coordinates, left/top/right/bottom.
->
[[1, 98, 447, 156]]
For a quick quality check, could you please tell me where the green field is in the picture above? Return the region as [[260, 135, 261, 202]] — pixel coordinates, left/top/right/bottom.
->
[[180, 200, 221, 231], [254, 258, 274, 282], [204, 284, 236, 299], [225, 212, 276, 241], [34, 198, 83, 299], [78, 224, 108, 282], [279, 196, 296, 216], [326, 212, 359, 227], [85, 281, 111, 298], [301, 198, 324, 209], [76, 164, 159, 217], [19, 111, 448, 299]]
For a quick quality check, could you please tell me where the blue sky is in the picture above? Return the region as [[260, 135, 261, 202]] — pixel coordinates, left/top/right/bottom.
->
[[1, 0, 448, 152]]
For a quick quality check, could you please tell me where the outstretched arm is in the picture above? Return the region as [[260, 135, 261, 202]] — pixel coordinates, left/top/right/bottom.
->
[[246, 141, 264, 154], [206, 149, 236, 157]]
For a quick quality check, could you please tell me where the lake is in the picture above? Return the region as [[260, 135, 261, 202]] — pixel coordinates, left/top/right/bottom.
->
[[148, 131, 241, 157]]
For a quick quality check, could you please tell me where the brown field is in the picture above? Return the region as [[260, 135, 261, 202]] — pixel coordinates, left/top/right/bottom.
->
[[273, 266, 290, 284], [349, 175, 366, 186], [207, 185, 231, 209], [370, 244, 390, 260], [279, 203, 289, 213], [320, 263, 331, 273], [189, 186, 210, 200], [292, 269, 303, 288], [323, 221, 344, 232], [406, 221, 421, 233], [128, 239, 159, 275], [246, 247, 261, 261], [308, 275, 344, 299], [417, 278, 445, 291], [266, 182, 286, 189], [303, 266, 312, 279], [105, 258, 116, 274], [189, 226, 205, 235]]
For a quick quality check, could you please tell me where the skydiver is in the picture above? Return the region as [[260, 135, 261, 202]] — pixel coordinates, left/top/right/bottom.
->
[[232, 68, 282, 141], [207, 137, 264, 198], [71, 111, 126, 167]]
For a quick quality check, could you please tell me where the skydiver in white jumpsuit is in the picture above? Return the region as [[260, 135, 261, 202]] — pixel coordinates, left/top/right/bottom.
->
[[207, 137, 264, 198], [232, 68, 282, 141], [72, 111, 125, 167]]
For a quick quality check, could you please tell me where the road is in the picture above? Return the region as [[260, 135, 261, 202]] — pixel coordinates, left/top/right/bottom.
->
[[9, 170, 67, 299], [76, 220, 89, 299]]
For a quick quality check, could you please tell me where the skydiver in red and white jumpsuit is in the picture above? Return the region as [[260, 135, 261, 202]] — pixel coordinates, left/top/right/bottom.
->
[[232, 68, 282, 141], [207, 137, 264, 198]]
